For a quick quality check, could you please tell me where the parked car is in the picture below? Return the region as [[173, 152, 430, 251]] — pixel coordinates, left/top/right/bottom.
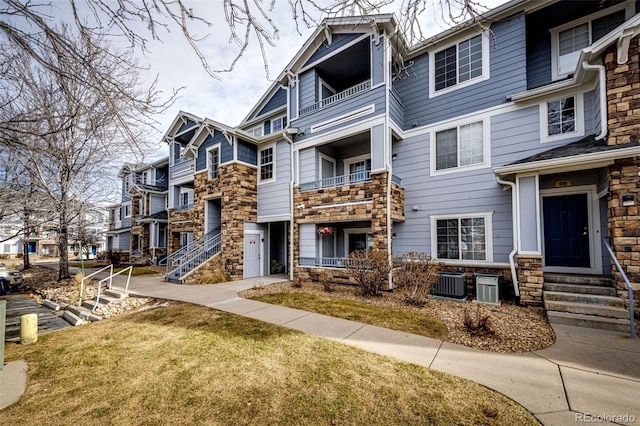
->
[[0, 277, 10, 295], [0, 263, 23, 289]]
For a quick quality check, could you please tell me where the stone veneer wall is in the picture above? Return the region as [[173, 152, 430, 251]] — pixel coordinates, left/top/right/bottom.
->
[[605, 36, 640, 310], [217, 163, 257, 279], [168, 209, 196, 254], [516, 255, 544, 307]]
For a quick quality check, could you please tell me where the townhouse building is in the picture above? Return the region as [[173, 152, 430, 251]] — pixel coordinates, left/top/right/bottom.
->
[[116, 0, 640, 330]]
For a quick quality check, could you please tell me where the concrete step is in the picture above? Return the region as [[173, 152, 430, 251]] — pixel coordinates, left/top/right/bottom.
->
[[544, 300, 629, 319], [64, 305, 102, 322], [542, 282, 617, 296], [103, 289, 128, 299], [544, 291, 625, 307], [547, 311, 630, 332], [543, 273, 611, 286]]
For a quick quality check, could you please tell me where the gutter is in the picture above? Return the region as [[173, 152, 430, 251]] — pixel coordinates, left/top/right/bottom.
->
[[581, 61, 608, 141], [282, 128, 297, 281], [495, 176, 520, 299]]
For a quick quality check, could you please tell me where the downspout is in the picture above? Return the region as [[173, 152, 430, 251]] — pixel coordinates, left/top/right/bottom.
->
[[283, 131, 295, 281], [582, 61, 607, 141], [496, 176, 520, 300]]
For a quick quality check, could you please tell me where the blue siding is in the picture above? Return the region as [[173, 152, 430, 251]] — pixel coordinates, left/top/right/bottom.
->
[[299, 69, 317, 110], [304, 33, 363, 66], [397, 15, 527, 130], [258, 140, 291, 217], [299, 223, 316, 258], [389, 88, 404, 128], [256, 88, 287, 117], [525, 1, 635, 89], [372, 37, 385, 86], [150, 195, 165, 215], [237, 139, 257, 165], [298, 147, 316, 185], [195, 130, 229, 172], [292, 84, 386, 142]]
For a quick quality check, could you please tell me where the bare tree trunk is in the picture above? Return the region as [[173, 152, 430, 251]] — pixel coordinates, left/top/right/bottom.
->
[[58, 196, 70, 280]]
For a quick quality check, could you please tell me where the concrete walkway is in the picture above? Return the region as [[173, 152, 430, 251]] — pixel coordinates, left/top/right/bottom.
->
[[3, 273, 640, 426]]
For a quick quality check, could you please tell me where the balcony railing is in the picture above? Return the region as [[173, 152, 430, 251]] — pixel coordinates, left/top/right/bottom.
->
[[299, 81, 371, 117], [170, 157, 194, 180], [299, 171, 372, 192], [299, 257, 351, 268], [174, 203, 193, 212]]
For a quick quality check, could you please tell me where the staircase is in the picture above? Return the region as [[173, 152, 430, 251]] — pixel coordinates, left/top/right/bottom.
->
[[543, 273, 630, 332], [165, 228, 221, 283]]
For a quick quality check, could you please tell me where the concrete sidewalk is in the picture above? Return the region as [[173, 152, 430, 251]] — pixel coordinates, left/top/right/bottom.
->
[[3, 273, 640, 426]]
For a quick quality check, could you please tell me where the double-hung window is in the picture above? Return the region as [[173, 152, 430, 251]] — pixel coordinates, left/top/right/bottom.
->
[[432, 34, 487, 96], [434, 121, 484, 173], [346, 157, 372, 183], [259, 146, 274, 182], [272, 116, 287, 133], [551, 5, 628, 80], [540, 93, 584, 142], [208, 145, 220, 179], [433, 214, 492, 261]]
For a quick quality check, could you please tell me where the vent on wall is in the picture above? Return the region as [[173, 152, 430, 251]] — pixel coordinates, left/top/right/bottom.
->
[[432, 272, 466, 299]]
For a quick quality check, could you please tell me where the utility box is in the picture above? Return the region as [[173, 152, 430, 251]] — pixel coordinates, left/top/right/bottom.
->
[[432, 272, 467, 300], [473, 273, 502, 305]]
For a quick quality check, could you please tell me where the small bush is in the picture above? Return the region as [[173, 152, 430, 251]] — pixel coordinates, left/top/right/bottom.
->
[[346, 249, 391, 297], [394, 252, 443, 306], [291, 275, 304, 288], [463, 306, 494, 336], [198, 257, 229, 284], [319, 271, 334, 293]]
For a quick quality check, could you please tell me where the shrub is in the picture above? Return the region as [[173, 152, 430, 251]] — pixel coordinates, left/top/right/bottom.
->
[[394, 252, 443, 306], [291, 275, 304, 288], [319, 271, 334, 293], [346, 249, 391, 297], [198, 256, 229, 284], [463, 306, 494, 337]]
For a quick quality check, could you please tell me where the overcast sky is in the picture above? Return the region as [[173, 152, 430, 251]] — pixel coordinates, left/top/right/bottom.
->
[[135, 0, 508, 158]]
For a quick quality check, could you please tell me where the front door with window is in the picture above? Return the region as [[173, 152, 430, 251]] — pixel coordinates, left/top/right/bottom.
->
[[543, 194, 590, 267]]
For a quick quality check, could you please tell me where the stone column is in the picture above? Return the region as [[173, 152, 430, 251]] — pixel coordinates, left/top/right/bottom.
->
[[516, 255, 544, 307]]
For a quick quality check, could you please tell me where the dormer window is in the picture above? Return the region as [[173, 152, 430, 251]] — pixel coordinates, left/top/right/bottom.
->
[[249, 126, 263, 137]]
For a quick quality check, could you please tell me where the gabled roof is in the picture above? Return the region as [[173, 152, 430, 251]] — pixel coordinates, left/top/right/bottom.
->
[[494, 135, 640, 176], [160, 111, 203, 145]]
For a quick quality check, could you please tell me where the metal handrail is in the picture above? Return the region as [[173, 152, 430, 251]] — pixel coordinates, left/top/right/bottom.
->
[[603, 237, 636, 338], [164, 229, 215, 275], [166, 230, 222, 281], [299, 171, 372, 192], [92, 266, 133, 312], [299, 81, 371, 116], [79, 264, 114, 307], [299, 257, 351, 268]]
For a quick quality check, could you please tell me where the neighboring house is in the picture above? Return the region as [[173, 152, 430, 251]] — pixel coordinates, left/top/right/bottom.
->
[[106, 159, 169, 263], [141, 1, 640, 320]]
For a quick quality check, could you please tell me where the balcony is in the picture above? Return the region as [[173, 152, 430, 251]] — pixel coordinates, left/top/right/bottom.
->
[[170, 157, 194, 181], [299, 171, 372, 192], [174, 203, 193, 212], [299, 81, 371, 117], [299, 257, 350, 268]]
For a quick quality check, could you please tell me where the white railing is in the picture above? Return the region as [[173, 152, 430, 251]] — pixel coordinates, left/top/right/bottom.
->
[[299, 171, 372, 192], [92, 266, 133, 312], [169, 158, 194, 180], [602, 237, 636, 338], [299, 81, 371, 117], [166, 229, 222, 282], [299, 257, 351, 268], [79, 264, 114, 307]]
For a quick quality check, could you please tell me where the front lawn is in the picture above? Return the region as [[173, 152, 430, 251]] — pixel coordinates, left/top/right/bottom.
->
[[2, 303, 538, 425]]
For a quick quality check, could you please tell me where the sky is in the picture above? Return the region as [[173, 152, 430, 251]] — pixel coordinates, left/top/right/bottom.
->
[[135, 0, 510, 158]]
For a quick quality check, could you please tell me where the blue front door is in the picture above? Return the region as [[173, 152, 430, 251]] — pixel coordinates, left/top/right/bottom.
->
[[543, 194, 590, 267]]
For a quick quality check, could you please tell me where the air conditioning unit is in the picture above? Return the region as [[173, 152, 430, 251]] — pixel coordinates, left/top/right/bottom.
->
[[432, 272, 467, 299], [474, 273, 502, 305]]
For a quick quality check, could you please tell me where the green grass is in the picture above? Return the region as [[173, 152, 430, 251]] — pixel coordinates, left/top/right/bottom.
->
[[1, 303, 537, 425], [252, 292, 449, 340]]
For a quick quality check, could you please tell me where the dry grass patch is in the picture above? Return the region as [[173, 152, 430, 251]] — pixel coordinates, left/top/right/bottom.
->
[[2, 303, 538, 426], [242, 281, 555, 353]]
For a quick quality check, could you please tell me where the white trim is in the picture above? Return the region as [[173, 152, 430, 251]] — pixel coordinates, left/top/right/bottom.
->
[[221, 159, 259, 170], [310, 104, 376, 134], [430, 117, 490, 176], [311, 199, 372, 210], [550, 1, 634, 81], [298, 33, 372, 74], [206, 143, 221, 179], [343, 227, 372, 255], [430, 211, 494, 263], [294, 115, 385, 151], [258, 143, 276, 184], [428, 31, 490, 98], [257, 214, 292, 223], [540, 185, 602, 275], [318, 77, 337, 100], [343, 153, 371, 175], [539, 92, 585, 143]]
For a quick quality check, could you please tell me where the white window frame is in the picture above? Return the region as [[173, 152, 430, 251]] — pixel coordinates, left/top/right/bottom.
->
[[343, 228, 373, 255], [318, 77, 337, 101], [430, 117, 490, 176], [430, 212, 494, 263], [539, 92, 584, 143], [550, 1, 633, 81], [124, 203, 131, 218], [207, 143, 221, 179], [429, 31, 490, 98], [269, 115, 287, 134], [249, 125, 263, 137], [258, 144, 276, 183], [179, 191, 190, 207]]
